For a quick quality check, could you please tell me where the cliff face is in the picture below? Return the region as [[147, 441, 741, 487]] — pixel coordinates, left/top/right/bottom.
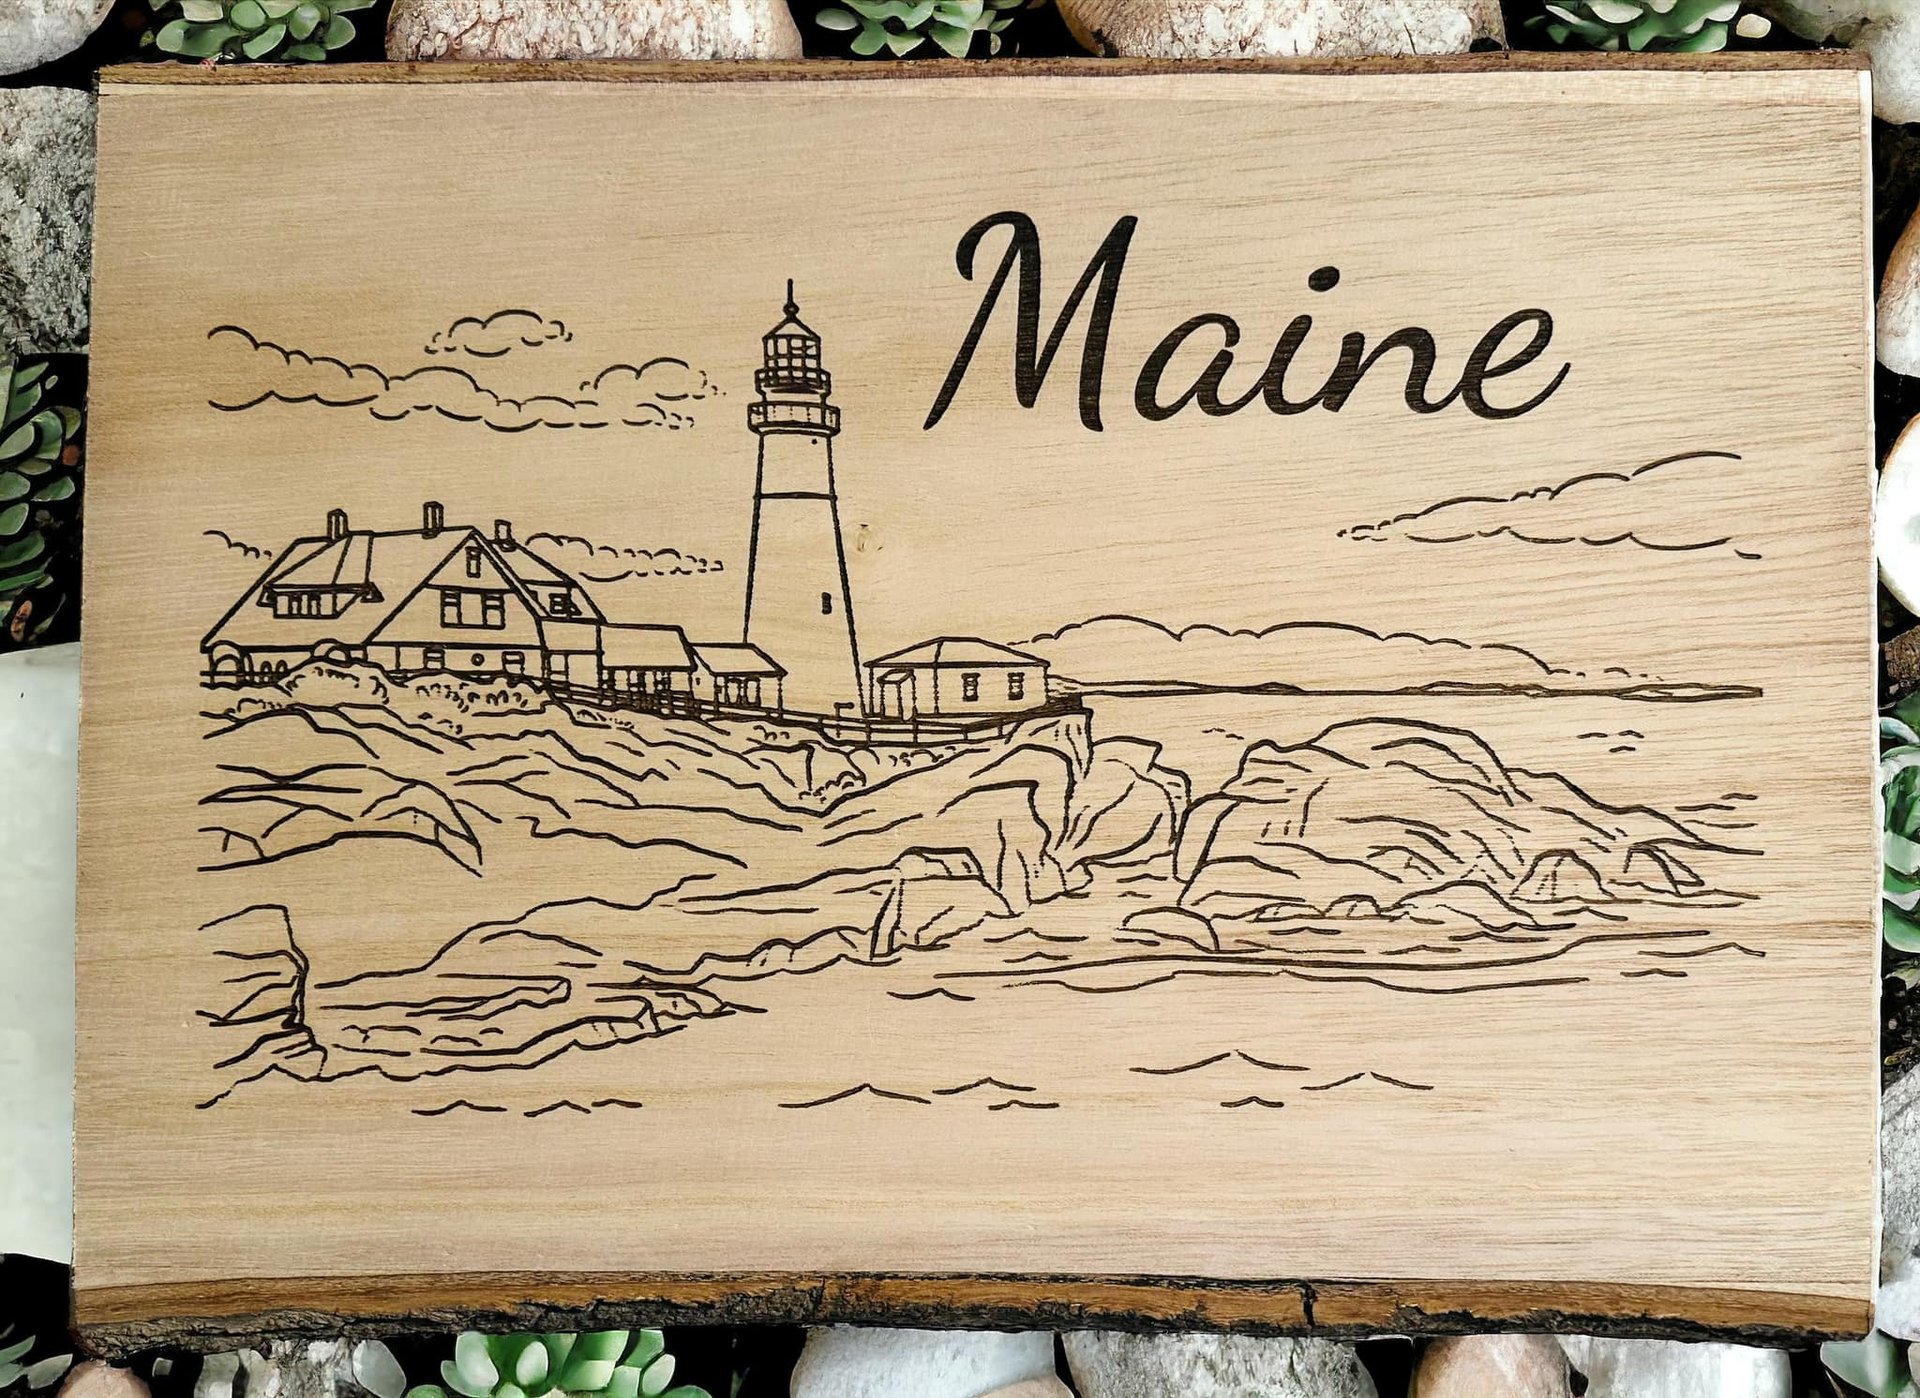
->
[[1173, 717, 1727, 929], [197, 668, 1192, 1090]]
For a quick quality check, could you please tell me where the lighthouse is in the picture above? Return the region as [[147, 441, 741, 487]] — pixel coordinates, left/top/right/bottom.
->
[[743, 284, 863, 716]]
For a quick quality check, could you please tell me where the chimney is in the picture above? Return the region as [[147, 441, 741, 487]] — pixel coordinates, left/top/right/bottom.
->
[[422, 501, 444, 537], [494, 519, 514, 547], [326, 508, 348, 540]]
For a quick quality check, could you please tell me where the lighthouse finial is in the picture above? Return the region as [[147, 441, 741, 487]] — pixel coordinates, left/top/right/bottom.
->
[[784, 279, 797, 317]]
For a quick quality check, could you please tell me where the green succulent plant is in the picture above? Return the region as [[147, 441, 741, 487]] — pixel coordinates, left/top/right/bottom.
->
[[0, 1329, 74, 1394], [406, 1332, 707, 1398], [0, 359, 82, 649], [1825, 1330, 1918, 1398], [147, 0, 374, 61], [1525, 0, 1767, 51], [815, 0, 1026, 57], [1885, 698, 1920, 972]]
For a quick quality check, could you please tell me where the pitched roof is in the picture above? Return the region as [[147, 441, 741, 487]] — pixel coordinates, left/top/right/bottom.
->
[[692, 642, 784, 677], [866, 636, 1047, 670], [202, 528, 472, 651], [602, 623, 693, 670], [203, 518, 605, 654]]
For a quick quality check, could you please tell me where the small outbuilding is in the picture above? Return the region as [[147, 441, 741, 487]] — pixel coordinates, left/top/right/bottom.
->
[[691, 642, 785, 709], [600, 623, 695, 699], [865, 637, 1050, 719]]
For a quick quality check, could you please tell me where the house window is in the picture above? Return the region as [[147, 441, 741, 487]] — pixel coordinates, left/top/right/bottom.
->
[[481, 593, 505, 628], [470, 653, 486, 668], [961, 672, 980, 703], [503, 651, 525, 674], [423, 646, 445, 669], [1008, 672, 1025, 702], [551, 592, 575, 617], [441, 590, 461, 627], [465, 546, 482, 579], [820, 591, 833, 615]]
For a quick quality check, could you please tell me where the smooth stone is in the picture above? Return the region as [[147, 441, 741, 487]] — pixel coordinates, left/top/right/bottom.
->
[[978, 1383, 1072, 1398], [60, 1364, 150, 1398], [1882, 204, 1920, 377], [789, 1328, 1056, 1398], [0, 643, 76, 1264], [1063, 1332, 1377, 1398], [1752, 1, 1919, 124], [0, 88, 92, 356], [193, 1355, 241, 1398], [1557, 1338, 1791, 1398], [1882, 1068, 1920, 1339], [1878, 417, 1920, 612], [1411, 1335, 1572, 1398], [348, 1344, 405, 1398], [1055, 0, 1503, 58], [0, 0, 114, 77], [386, 0, 804, 60]]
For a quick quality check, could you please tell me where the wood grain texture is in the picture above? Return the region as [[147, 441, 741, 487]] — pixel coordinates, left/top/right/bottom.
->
[[76, 62, 1878, 1346]]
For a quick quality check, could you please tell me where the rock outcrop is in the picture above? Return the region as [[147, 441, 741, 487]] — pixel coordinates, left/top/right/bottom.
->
[[1173, 718, 1721, 926], [199, 670, 1190, 1090]]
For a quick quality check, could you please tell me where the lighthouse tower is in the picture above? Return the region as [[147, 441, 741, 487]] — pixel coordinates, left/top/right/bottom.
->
[[743, 284, 863, 716]]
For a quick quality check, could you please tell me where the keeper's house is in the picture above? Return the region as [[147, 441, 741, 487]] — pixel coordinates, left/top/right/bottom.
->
[[202, 503, 607, 686], [865, 637, 1050, 720]]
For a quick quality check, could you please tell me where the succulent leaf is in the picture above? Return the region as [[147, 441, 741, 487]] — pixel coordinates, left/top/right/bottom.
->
[[1523, 0, 1755, 50]]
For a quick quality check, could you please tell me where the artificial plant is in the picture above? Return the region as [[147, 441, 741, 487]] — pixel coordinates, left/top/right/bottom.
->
[[1525, 0, 1768, 51], [406, 1331, 708, 1398], [1825, 1331, 1918, 1398], [0, 1329, 73, 1394], [1884, 696, 1920, 975], [0, 359, 82, 650], [814, 0, 1027, 57], [147, 0, 374, 61]]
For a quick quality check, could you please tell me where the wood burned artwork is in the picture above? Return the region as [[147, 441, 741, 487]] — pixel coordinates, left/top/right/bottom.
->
[[75, 60, 1878, 1346]]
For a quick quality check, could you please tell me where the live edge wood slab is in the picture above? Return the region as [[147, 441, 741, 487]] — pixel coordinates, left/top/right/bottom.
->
[[77, 55, 1878, 1353]]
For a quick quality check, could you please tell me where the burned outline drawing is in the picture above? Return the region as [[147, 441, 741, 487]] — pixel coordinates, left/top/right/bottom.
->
[[193, 283, 1768, 1117]]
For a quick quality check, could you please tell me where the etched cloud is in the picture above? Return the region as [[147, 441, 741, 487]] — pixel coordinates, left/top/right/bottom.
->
[[206, 323, 717, 434], [1340, 451, 1759, 559], [525, 532, 723, 582], [425, 309, 571, 358]]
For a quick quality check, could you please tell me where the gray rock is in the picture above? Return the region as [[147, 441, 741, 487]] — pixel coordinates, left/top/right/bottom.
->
[[1881, 1068, 1920, 1338], [385, 0, 804, 60], [789, 1328, 1056, 1398], [1411, 1335, 1571, 1398], [0, 0, 114, 77], [1752, 1, 1919, 124], [0, 87, 93, 356], [192, 1344, 374, 1398], [1557, 1338, 1790, 1398], [1054, 0, 1503, 58], [1063, 1332, 1377, 1398]]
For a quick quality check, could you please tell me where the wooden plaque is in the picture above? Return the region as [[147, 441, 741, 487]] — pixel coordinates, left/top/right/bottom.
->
[[76, 58, 1878, 1348]]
